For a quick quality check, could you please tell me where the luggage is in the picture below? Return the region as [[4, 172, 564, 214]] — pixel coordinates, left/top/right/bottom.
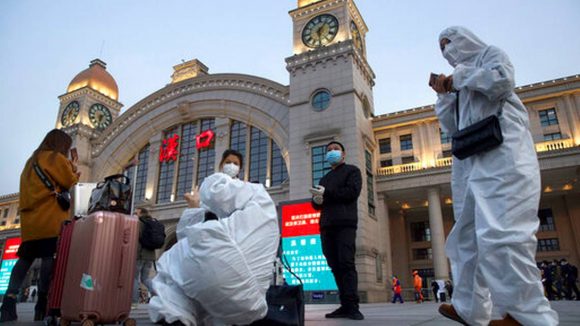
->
[[45, 219, 76, 325], [60, 211, 139, 326], [88, 175, 132, 215], [70, 183, 98, 218]]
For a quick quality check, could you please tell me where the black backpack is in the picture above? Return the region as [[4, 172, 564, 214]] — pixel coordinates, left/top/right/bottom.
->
[[139, 217, 166, 250]]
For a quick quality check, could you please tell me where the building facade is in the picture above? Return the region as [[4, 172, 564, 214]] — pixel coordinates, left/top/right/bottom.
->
[[1, 0, 579, 302]]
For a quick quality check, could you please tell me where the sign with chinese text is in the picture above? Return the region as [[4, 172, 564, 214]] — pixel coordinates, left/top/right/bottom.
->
[[159, 134, 180, 162], [196, 130, 215, 150], [280, 200, 337, 291], [0, 237, 21, 295]]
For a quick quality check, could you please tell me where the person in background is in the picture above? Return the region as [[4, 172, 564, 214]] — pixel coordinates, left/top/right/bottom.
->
[[310, 141, 364, 321], [431, 280, 441, 303], [560, 259, 580, 300], [132, 207, 158, 307], [0, 129, 79, 322], [391, 276, 404, 304], [445, 280, 454, 300], [412, 271, 423, 304], [431, 26, 558, 325]]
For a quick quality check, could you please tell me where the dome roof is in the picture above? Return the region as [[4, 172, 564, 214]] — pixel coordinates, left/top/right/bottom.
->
[[67, 59, 118, 100]]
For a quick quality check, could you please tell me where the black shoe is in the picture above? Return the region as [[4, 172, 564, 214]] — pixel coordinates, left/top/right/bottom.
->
[[0, 295, 17, 322], [346, 310, 365, 320], [325, 306, 348, 318]]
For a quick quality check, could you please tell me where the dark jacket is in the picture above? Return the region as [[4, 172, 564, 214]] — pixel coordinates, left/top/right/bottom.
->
[[312, 163, 362, 229], [138, 215, 157, 261]]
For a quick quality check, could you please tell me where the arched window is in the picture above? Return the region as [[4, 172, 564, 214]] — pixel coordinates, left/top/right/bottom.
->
[[156, 118, 216, 204], [229, 120, 288, 187], [123, 144, 150, 204]]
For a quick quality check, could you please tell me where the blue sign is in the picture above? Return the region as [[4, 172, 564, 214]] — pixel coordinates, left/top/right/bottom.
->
[[0, 259, 18, 295], [283, 235, 337, 291]]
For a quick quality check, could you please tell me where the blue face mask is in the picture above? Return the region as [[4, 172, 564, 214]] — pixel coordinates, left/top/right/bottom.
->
[[326, 150, 342, 165]]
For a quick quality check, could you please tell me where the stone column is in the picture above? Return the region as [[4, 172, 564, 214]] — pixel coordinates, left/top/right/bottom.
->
[[427, 187, 450, 280]]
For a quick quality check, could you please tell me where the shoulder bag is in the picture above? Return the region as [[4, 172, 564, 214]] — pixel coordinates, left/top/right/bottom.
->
[[451, 92, 504, 160], [32, 162, 71, 211]]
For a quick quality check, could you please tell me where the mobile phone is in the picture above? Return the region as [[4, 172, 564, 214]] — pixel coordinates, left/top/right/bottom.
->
[[429, 73, 438, 86], [70, 147, 78, 163]]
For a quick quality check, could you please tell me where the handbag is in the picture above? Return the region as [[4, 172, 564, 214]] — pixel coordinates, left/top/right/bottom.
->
[[32, 162, 71, 211], [88, 174, 132, 214], [250, 256, 305, 326], [451, 91, 504, 160]]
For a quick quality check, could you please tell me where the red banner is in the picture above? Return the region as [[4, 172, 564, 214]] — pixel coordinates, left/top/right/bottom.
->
[[2, 238, 21, 260], [281, 201, 320, 238]]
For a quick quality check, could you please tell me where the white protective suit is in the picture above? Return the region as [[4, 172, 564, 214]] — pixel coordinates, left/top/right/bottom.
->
[[148, 173, 280, 326], [435, 27, 558, 325]]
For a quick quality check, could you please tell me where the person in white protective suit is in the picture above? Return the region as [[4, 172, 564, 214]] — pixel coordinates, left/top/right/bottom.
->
[[148, 150, 279, 326], [430, 26, 558, 326]]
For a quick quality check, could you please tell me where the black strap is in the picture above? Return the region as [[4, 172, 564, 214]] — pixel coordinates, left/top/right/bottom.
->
[[455, 91, 460, 126], [33, 162, 55, 192]]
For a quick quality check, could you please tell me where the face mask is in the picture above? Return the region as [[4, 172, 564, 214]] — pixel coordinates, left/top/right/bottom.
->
[[222, 163, 240, 178], [443, 42, 459, 67], [326, 150, 342, 165]]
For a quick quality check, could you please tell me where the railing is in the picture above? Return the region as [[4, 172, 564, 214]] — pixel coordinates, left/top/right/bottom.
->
[[435, 157, 453, 167], [377, 140, 577, 176], [535, 139, 574, 152]]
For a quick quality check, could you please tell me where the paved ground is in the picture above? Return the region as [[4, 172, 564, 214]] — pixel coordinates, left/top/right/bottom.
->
[[3, 301, 580, 325]]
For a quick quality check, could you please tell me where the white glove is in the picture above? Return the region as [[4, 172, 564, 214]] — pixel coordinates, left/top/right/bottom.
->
[[309, 185, 325, 196], [313, 195, 323, 205]]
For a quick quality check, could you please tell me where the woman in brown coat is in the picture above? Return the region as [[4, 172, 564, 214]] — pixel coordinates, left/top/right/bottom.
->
[[0, 129, 79, 322]]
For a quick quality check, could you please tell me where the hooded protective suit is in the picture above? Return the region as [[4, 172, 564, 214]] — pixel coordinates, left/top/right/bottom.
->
[[148, 173, 280, 326], [435, 26, 558, 325]]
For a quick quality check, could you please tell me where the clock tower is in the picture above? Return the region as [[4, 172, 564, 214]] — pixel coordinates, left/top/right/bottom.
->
[[56, 59, 123, 181], [287, 0, 381, 301]]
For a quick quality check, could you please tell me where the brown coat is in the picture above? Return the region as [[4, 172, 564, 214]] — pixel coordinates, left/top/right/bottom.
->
[[19, 151, 78, 242]]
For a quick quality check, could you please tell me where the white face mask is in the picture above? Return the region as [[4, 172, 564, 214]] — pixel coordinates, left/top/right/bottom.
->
[[222, 163, 240, 178], [443, 42, 460, 67]]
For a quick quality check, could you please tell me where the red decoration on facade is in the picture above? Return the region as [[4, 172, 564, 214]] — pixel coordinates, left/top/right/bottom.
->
[[196, 130, 215, 150], [159, 134, 180, 162]]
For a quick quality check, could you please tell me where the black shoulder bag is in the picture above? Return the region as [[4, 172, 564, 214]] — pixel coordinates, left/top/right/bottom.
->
[[88, 174, 132, 214], [250, 247, 305, 326], [32, 162, 71, 211], [451, 92, 504, 160]]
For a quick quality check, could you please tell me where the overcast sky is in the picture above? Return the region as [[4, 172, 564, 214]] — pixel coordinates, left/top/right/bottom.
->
[[1, 0, 579, 195]]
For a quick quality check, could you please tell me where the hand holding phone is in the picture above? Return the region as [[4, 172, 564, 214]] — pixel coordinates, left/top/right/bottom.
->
[[429, 73, 439, 87]]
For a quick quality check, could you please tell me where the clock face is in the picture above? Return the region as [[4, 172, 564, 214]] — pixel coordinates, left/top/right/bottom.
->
[[88, 103, 112, 130], [302, 14, 339, 48], [61, 101, 80, 127], [350, 21, 364, 53]]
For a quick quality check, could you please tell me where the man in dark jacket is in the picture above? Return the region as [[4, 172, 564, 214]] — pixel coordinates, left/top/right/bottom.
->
[[311, 141, 363, 320], [132, 208, 157, 306]]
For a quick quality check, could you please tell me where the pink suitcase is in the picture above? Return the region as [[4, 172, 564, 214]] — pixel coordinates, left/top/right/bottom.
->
[[60, 211, 138, 326]]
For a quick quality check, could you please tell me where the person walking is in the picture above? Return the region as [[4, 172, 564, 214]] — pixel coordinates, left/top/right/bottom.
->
[[391, 276, 404, 304], [412, 271, 423, 303], [310, 141, 364, 320], [561, 259, 580, 300], [431, 26, 558, 325], [0, 129, 79, 322], [431, 280, 440, 303], [132, 207, 159, 306], [445, 280, 454, 300]]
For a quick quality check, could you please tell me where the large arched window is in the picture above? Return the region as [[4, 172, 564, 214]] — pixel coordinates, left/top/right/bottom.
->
[[229, 120, 288, 187], [124, 144, 150, 204], [156, 118, 215, 204]]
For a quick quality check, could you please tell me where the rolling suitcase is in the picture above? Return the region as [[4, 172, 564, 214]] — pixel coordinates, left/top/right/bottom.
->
[[70, 183, 98, 218], [45, 219, 76, 325], [60, 211, 139, 326]]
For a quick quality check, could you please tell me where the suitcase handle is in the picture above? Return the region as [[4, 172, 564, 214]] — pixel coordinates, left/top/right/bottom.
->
[[117, 228, 131, 288]]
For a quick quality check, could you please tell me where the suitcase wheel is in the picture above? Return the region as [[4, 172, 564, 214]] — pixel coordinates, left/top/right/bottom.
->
[[44, 315, 58, 326], [122, 318, 137, 326], [80, 319, 95, 326], [59, 319, 71, 326]]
